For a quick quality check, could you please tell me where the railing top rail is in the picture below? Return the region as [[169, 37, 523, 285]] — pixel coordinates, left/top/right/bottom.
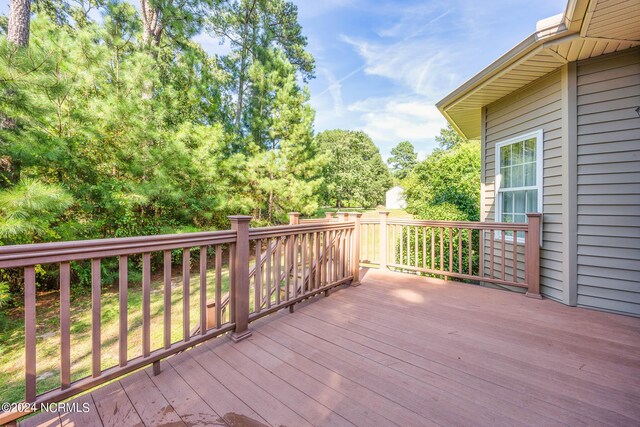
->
[[0, 230, 238, 268], [299, 218, 331, 223], [360, 218, 379, 224], [373, 218, 529, 231], [248, 221, 355, 240]]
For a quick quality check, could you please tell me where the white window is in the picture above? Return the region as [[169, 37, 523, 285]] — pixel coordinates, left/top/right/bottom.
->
[[495, 130, 543, 239]]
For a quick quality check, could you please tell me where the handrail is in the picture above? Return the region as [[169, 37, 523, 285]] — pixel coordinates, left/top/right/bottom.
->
[[0, 230, 237, 268], [366, 218, 529, 231], [0, 215, 359, 425], [0, 210, 542, 425], [361, 211, 541, 297]]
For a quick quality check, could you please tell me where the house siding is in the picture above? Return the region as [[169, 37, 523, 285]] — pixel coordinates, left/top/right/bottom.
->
[[576, 48, 640, 316], [483, 70, 565, 300]]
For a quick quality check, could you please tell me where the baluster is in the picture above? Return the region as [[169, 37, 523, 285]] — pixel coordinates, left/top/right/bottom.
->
[[266, 238, 272, 308], [468, 229, 473, 275], [328, 230, 334, 283], [118, 257, 128, 366], [479, 230, 485, 278], [254, 240, 262, 313], [458, 229, 463, 274], [91, 259, 101, 377], [183, 248, 190, 342], [60, 262, 71, 388], [413, 226, 418, 267], [215, 246, 222, 329], [229, 243, 235, 321], [163, 251, 172, 349], [24, 266, 36, 402], [512, 237, 518, 282], [275, 238, 282, 304], [439, 228, 444, 271], [285, 237, 291, 301], [142, 253, 151, 356], [431, 228, 435, 270], [501, 230, 506, 280], [199, 247, 207, 335], [406, 226, 410, 266], [309, 233, 315, 290], [448, 228, 453, 274], [391, 223, 396, 266], [363, 223, 368, 261], [314, 232, 321, 290], [322, 231, 328, 286], [422, 228, 427, 269], [293, 234, 299, 297], [302, 233, 308, 292], [489, 230, 495, 279]]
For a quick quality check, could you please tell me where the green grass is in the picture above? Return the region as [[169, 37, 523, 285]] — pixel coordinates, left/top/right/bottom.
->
[[0, 264, 231, 404]]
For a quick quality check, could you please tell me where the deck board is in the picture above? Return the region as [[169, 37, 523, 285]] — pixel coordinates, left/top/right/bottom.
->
[[19, 269, 640, 427], [145, 363, 225, 427], [119, 370, 186, 427], [91, 381, 143, 427]]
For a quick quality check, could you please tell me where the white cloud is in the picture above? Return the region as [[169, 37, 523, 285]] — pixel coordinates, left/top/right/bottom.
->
[[347, 96, 447, 155], [318, 67, 345, 115], [340, 31, 460, 100]]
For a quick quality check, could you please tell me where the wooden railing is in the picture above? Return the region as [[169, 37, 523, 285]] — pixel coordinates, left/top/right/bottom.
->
[[0, 210, 541, 424], [359, 211, 542, 296], [0, 214, 359, 424]]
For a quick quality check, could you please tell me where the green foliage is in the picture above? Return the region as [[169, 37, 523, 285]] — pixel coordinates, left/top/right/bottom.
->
[[387, 140, 417, 180], [0, 2, 325, 302], [0, 178, 72, 244], [435, 123, 467, 150], [404, 141, 481, 221], [316, 130, 392, 209]]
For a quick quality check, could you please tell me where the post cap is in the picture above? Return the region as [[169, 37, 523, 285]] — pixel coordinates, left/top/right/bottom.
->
[[227, 215, 253, 222], [288, 212, 301, 217], [348, 212, 363, 218], [378, 210, 390, 216]]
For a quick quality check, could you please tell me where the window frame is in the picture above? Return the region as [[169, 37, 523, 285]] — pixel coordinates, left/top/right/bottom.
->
[[494, 129, 544, 242]]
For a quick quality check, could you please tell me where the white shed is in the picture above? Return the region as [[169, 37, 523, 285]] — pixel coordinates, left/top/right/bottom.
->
[[385, 186, 406, 209]]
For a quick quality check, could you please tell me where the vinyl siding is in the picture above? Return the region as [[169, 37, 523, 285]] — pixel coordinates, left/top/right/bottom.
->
[[576, 48, 640, 316], [483, 70, 565, 300]]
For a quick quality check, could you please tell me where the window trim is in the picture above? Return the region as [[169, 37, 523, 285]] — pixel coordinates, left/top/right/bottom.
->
[[494, 129, 544, 241]]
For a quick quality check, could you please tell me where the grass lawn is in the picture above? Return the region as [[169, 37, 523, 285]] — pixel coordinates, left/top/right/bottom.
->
[[0, 261, 232, 404]]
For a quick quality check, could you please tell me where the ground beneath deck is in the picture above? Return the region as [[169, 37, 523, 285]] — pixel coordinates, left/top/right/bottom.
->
[[21, 269, 640, 427]]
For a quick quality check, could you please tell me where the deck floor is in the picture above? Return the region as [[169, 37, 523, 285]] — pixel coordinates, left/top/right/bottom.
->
[[20, 269, 640, 427]]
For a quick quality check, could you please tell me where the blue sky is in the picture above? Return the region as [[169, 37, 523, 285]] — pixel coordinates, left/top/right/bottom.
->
[[2, 0, 563, 158], [287, 0, 563, 159]]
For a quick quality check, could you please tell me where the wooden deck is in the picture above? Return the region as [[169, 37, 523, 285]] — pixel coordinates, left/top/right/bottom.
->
[[20, 269, 640, 427]]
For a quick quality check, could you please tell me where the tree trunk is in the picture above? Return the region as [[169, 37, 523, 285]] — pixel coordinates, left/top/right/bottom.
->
[[233, 0, 258, 134], [7, 0, 31, 47], [140, 0, 163, 47], [1, 0, 30, 183]]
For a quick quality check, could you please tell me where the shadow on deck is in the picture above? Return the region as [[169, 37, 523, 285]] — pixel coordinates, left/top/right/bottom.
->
[[20, 269, 640, 427]]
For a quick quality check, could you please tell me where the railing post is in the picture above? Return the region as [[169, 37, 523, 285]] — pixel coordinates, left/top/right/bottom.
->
[[525, 213, 542, 299], [337, 211, 348, 222], [379, 211, 390, 269], [349, 212, 362, 286], [289, 212, 300, 225], [325, 212, 334, 221], [229, 215, 253, 342]]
